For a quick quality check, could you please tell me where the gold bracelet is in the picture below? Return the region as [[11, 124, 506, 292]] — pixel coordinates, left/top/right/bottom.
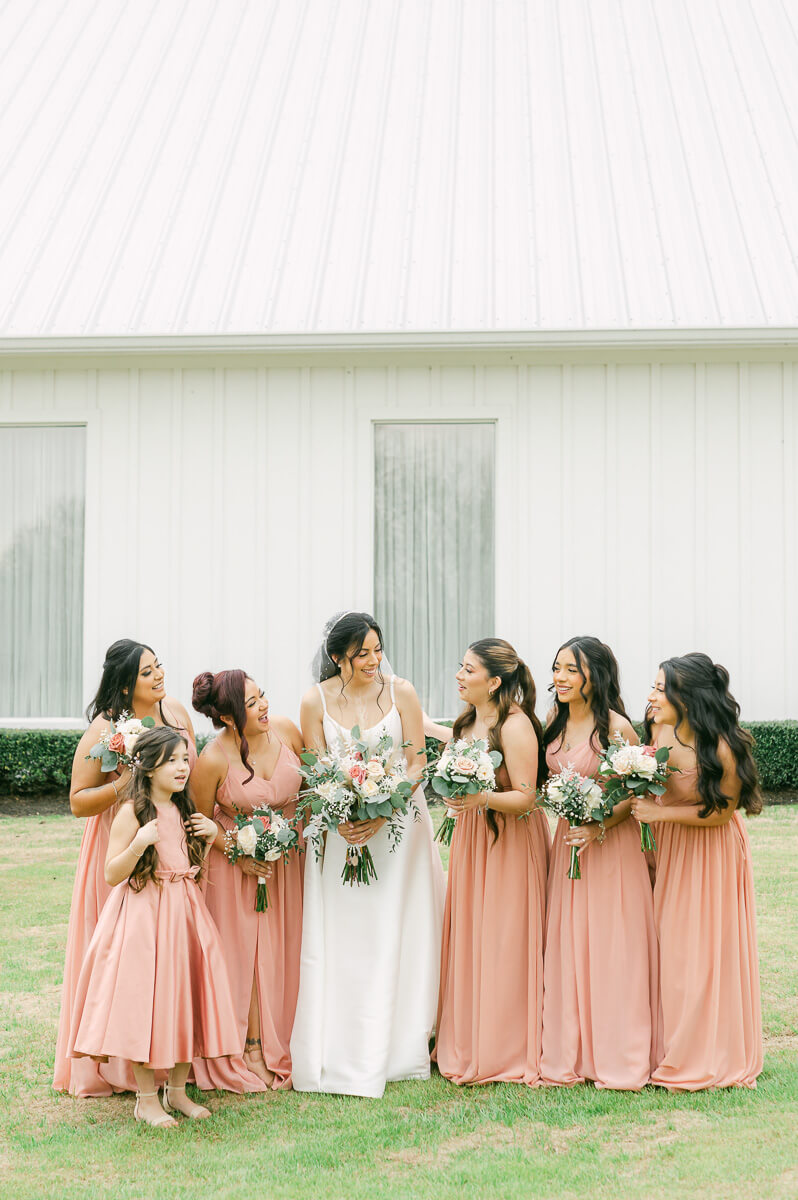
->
[[111, 779, 119, 798], [597, 822, 606, 845]]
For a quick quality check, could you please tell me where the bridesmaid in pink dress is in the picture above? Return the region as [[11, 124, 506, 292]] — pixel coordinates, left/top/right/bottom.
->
[[54, 639, 197, 1096], [430, 638, 551, 1085], [69, 726, 240, 1127], [631, 652, 763, 1090], [190, 669, 304, 1091], [541, 636, 658, 1090]]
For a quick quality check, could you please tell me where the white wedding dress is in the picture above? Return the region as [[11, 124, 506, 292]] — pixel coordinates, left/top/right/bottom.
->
[[291, 677, 446, 1097]]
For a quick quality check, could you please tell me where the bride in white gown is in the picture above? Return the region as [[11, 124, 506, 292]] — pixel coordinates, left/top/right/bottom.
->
[[290, 612, 446, 1097]]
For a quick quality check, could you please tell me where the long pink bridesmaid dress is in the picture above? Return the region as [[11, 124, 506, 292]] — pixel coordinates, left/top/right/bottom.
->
[[650, 766, 762, 1090], [435, 764, 551, 1085], [193, 736, 304, 1092], [53, 719, 196, 1095], [541, 739, 658, 1090], [68, 801, 240, 1069]]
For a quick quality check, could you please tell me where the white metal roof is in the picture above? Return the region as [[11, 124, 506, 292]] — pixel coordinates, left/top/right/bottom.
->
[[1, 0, 798, 339]]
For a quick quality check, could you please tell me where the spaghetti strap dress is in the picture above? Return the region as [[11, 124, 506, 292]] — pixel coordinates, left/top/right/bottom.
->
[[650, 765, 762, 1090], [193, 737, 304, 1092], [290, 677, 446, 1097], [435, 761, 551, 1085], [541, 739, 658, 1090], [68, 801, 240, 1070], [53, 712, 197, 1095]]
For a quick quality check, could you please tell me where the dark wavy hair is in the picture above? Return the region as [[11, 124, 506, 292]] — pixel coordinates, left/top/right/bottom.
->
[[86, 639, 172, 725], [324, 612, 388, 713], [452, 638, 546, 840], [645, 652, 762, 817], [192, 669, 254, 783], [543, 636, 630, 756], [125, 727, 204, 893]]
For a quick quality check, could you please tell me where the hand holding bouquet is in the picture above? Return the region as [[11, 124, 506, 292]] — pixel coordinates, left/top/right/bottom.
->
[[223, 807, 300, 911], [429, 738, 503, 846], [539, 765, 614, 880], [597, 736, 677, 851], [299, 727, 417, 886], [86, 712, 156, 773]]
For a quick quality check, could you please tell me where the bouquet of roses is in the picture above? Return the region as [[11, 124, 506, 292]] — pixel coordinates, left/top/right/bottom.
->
[[539, 765, 615, 880], [429, 738, 503, 846], [223, 807, 300, 911], [597, 735, 677, 851], [299, 726, 417, 886], [85, 712, 156, 773]]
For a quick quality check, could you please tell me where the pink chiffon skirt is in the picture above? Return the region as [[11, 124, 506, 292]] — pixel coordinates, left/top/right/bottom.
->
[[435, 807, 550, 1085]]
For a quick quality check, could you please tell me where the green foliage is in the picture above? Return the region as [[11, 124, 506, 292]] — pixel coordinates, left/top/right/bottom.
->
[[0, 728, 214, 795], [1, 720, 797, 796], [743, 720, 798, 791], [0, 729, 82, 794]]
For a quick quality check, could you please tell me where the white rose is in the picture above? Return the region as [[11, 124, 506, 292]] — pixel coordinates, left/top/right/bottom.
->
[[123, 733, 139, 757], [453, 756, 478, 776], [360, 778, 380, 798], [365, 758, 385, 780], [611, 747, 634, 775], [236, 825, 258, 855], [263, 847, 282, 862], [587, 784, 603, 804], [635, 753, 658, 777]]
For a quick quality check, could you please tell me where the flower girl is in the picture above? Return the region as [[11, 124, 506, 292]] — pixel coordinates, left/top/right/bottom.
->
[[68, 727, 241, 1127]]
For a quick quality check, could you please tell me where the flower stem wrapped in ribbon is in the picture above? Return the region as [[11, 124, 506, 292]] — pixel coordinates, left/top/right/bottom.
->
[[597, 735, 679, 852], [428, 738, 503, 846], [85, 712, 156, 773], [538, 765, 615, 880], [298, 726, 417, 886], [223, 807, 300, 911]]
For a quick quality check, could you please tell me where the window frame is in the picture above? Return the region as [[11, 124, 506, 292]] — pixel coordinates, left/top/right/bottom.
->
[[355, 390, 520, 694], [0, 413, 95, 727]]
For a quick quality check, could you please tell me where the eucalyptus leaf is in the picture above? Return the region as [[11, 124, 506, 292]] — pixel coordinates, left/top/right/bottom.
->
[[101, 750, 118, 773], [141, 716, 156, 728]]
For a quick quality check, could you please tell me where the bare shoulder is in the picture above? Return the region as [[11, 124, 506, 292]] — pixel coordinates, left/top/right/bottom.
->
[[111, 800, 138, 834], [197, 735, 227, 769], [300, 685, 323, 716], [501, 708, 536, 742], [74, 713, 110, 755], [609, 710, 638, 743], [164, 695, 191, 727], [271, 714, 303, 754], [392, 677, 419, 703]]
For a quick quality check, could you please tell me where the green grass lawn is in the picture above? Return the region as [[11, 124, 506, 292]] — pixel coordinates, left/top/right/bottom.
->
[[0, 806, 796, 1200]]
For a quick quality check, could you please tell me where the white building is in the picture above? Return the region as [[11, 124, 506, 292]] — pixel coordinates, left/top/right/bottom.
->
[[1, 0, 797, 725]]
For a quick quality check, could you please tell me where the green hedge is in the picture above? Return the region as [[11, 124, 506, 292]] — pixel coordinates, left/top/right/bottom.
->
[[743, 720, 798, 792], [0, 721, 796, 797], [0, 729, 213, 796]]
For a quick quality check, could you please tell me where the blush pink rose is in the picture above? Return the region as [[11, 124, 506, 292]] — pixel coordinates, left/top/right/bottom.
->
[[453, 757, 477, 776], [108, 732, 126, 754], [349, 763, 367, 784]]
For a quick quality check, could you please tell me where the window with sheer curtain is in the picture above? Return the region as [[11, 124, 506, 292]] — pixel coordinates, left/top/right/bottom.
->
[[374, 422, 495, 717], [0, 425, 86, 718]]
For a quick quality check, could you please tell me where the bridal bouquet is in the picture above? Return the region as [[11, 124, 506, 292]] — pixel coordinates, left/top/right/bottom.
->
[[299, 727, 417, 886], [85, 712, 156, 773], [429, 738, 503, 846], [597, 735, 677, 851], [223, 807, 300, 911], [539, 765, 614, 880]]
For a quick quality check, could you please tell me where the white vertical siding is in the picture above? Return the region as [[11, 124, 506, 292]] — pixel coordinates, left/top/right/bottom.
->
[[1, 353, 796, 724]]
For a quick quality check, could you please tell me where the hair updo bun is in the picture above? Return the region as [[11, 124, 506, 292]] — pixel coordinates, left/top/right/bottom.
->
[[191, 671, 218, 720], [191, 668, 254, 783]]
